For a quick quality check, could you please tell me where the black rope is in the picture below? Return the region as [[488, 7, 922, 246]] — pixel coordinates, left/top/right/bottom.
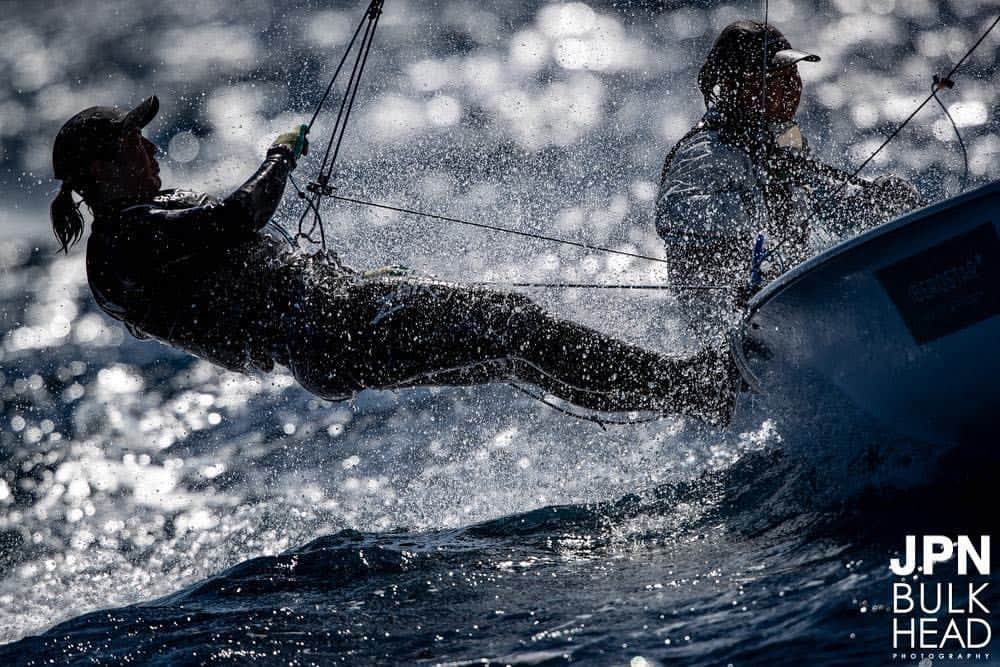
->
[[765, 13, 1000, 262], [469, 280, 725, 291], [314, 5, 381, 183], [305, 7, 373, 132], [330, 193, 671, 265], [930, 75, 970, 194], [303, 15, 374, 249], [306, 14, 379, 249], [288, 173, 326, 245], [840, 16, 997, 186], [294, 0, 385, 250], [326, 10, 381, 177]]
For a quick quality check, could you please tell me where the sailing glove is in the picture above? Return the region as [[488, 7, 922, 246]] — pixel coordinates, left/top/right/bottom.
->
[[270, 124, 310, 161]]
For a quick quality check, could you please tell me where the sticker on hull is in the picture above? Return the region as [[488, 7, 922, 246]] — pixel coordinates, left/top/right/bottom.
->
[[877, 222, 1000, 344]]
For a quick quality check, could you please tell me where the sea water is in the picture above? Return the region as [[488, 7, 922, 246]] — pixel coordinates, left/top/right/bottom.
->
[[0, 244, 996, 665], [2, 1, 999, 664]]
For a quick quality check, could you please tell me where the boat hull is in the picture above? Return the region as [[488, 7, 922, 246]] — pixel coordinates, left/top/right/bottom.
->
[[739, 181, 1000, 449]]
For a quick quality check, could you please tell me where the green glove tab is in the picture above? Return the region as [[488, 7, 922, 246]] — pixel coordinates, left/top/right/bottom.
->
[[271, 124, 310, 160]]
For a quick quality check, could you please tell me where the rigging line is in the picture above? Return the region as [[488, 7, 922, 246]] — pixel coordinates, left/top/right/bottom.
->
[[329, 193, 671, 265], [765, 13, 1000, 262], [296, 172, 327, 247], [314, 9, 380, 185], [843, 14, 998, 186], [324, 4, 383, 177], [300, 0, 382, 251], [304, 17, 375, 250], [305, 1, 374, 132], [468, 281, 726, 291], [930, 78, 970, 194], [300, 1, 384, 250], [288, 173, 326, 244], [305, 184, 329, 250]]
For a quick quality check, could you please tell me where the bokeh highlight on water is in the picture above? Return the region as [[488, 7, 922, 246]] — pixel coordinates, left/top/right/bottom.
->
[[1, 1, 998, 664]]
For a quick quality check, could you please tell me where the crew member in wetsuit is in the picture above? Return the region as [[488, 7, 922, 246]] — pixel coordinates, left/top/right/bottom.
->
[[51, 96, 738, 424], [656, 20, 924, 346]]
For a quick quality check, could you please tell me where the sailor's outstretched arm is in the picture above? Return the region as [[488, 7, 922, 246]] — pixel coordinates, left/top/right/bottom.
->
[[814, 175, 924, 239], [227, 145, 298, 230], [124, 144, 298, 259]]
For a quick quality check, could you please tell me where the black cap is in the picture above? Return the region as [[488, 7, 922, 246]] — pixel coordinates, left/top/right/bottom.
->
[[698, 21, 819, 100], [53, 96, 160, 181]]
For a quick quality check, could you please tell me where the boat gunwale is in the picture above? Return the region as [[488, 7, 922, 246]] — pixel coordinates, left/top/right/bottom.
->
[[745, 179, 1000, 319]]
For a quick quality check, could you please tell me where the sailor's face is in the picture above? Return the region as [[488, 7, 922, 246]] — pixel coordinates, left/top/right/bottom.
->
[[89, 129, 161, 201], [118, 129, 162, 194], [765, 66, 802, 121], [734, 65, 802, 122]]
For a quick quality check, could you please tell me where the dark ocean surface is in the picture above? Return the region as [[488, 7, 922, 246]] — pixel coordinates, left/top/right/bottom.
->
[[1, 244, 997, 665]]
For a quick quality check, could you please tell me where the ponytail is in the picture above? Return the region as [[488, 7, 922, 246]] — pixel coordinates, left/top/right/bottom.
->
[[50, 181, 85, 254]]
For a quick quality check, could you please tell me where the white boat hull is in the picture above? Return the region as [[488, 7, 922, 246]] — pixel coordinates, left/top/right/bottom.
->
[[737, 180, 1000, 452]]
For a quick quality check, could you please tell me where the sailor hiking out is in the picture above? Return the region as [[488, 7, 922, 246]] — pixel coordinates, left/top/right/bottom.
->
[[50, 97, 738, 426], [48, 17, 950, 431]]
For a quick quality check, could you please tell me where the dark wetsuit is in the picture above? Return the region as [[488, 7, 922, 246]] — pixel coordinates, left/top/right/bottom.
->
[[86, 148, 735, 423]]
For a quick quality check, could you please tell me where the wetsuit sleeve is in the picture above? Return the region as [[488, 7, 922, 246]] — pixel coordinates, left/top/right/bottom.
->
[[229, 146, 298, 230], [655, 132, 761, 250], [654, 132, 764, 345], [811, 175, 924, 240], [131, 147, 296, 255]]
